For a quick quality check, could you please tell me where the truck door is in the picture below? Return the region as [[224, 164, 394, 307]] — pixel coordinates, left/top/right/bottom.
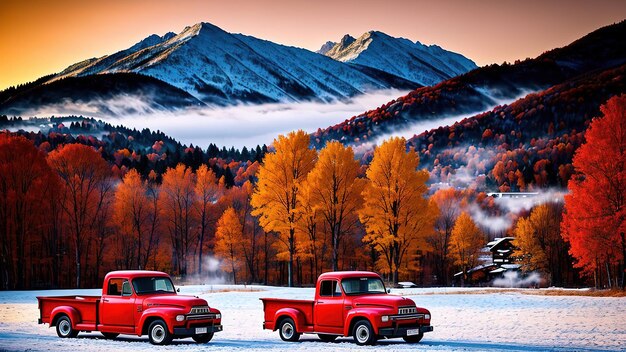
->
[[100, 278, 135, 329], [314, 279, 344, 331]]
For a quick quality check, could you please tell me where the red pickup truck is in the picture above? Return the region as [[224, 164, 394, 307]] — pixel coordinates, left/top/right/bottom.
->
[[261, 271, 433, 345], [37, 270, 222, 345]]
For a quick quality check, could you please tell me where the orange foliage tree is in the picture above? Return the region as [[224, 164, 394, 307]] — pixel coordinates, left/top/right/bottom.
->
[[48, 144, 112, 288], [215, 207, 244, 284], [562, 95, 626, 288], [113, 169, 162, 270], [160, 164, 197, 276], [302, 141, 365, 271], [251, 130, 317, 287], [448, 212, 484, 285], [427, 188, 462, 285], [359, 137, 436, 284], [194, 165, 220, 275]]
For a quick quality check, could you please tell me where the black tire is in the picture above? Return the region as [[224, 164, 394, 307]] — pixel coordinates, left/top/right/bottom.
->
[[101, 332, 119, 339], [278, 318, 300, 342], [318, 334, 338, 342], [403, 332, 424, 343], [55, 315, 78, 338], [148, 319, 172, 345], [352, 319, 376, 345], [192, 333, 214, 343]]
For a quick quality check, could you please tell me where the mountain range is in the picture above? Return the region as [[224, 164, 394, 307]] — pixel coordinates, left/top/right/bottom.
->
[[319, 31, 476, 86], [0, 23, 476, 115], [312, 20, 626, 148]]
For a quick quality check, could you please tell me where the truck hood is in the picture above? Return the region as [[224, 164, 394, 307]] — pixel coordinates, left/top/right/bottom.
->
[[143, 294, 208, 311], [352, 294, 416, 309]]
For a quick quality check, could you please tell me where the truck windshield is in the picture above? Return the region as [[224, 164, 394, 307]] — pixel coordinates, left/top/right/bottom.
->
[[341, 277, 386, 295], [132, 277, 176, 295]]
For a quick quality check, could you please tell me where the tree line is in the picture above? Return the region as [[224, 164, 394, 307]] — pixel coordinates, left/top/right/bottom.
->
[[1, 96, 625, 290]]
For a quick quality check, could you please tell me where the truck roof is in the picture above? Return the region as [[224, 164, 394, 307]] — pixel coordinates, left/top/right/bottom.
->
[[104, 270, 170, 281], [317, 271, 381, 281]]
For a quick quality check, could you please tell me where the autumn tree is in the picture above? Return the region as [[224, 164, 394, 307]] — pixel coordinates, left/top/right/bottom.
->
[[215, 207, 244, 284], [427, 188, 462, 285], [514, 202, 570, 285], [0, 135, 56, 289], [251, 130, 317, 287], [48, 144, 112, 288], [296, 181, 326, 282], [449, 212, 484, 286], [160, 164, 197, 276], [113, 169, 162, 270], [562, 95, 626, 288], [194, 165, 220, 275], [302, 141, 364, 271], [359, 137, 436, 284], [227, 181, 262, 283]]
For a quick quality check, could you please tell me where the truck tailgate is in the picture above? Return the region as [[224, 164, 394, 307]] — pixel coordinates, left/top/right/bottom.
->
[[260, 298, 314, 329], [37, 296, 100, 327]]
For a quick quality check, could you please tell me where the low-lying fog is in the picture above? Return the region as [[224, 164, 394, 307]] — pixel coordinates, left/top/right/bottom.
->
[[100, 89, 408, 149]]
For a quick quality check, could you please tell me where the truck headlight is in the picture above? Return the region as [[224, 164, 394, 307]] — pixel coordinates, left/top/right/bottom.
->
[[425, 314, 430, 320], [381, 315, 389, 322], [176, 315, 185, 322], [216, 313, 221, 319]]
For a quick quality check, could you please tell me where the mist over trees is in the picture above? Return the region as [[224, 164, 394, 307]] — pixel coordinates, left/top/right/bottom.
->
[[0, 96, 625, 290]]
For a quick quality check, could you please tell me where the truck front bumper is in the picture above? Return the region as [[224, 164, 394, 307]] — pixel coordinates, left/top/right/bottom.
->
[[173, 324, 223, 336], [378, 325, 433, 337]]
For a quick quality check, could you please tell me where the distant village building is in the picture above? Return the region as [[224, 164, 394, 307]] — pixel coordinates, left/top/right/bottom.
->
[[486, 192, 539, 198], [453, 237, 520, 285]]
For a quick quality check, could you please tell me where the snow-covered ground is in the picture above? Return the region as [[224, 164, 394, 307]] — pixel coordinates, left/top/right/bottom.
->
[[0, 285, 624, 351]]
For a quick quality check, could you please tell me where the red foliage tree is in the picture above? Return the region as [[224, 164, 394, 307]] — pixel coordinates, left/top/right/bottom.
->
[[562, 95, 626, 288], [48, 144, 112, 288]]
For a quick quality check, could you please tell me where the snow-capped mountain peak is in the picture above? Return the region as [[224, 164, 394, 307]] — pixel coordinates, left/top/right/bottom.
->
[[322, 30, 477, 86]]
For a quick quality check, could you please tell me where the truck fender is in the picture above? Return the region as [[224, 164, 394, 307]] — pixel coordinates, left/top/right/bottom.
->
[[343, 310, 380, 337], [136, 307, 182, 336], [274, 308, 306, 333], [50, 306, 81, 327]]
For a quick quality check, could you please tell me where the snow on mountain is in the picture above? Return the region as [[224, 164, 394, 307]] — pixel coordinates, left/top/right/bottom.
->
[[52, 23, 413, 106], [316, 41, 336, 55], [322, 31, 477, 86]]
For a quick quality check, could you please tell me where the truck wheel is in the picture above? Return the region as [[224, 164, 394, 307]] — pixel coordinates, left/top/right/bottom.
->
[[56, 315, 78, 338], [318, 334, 338, 342], [278, 318, 300, 342], [403, 332, 424, 343], [353, 320, 376, 345], [192, 333, 214, 343], [101, 332, 119, 339], [148, 319, 172, 345]]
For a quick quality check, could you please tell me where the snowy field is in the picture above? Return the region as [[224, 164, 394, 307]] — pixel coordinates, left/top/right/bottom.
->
[[0, 285, 624, 352]]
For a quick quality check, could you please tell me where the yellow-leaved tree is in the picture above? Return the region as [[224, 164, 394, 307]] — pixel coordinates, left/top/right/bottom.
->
[[301, 141, 365, 271], [359, 137, 436, 284], [215, 207, 243, 284], [448, 212, 484, 285], [194, 165, 220, 275], [515, 202, 566, 285], [250, 130, 317, 287]]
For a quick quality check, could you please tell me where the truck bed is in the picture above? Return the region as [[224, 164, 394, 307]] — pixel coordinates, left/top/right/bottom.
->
[[37, 295, 100, 330], [260, 298, 315, 331]]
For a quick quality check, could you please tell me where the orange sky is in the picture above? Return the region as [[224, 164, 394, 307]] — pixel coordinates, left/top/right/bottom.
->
[[1, 0, 625, 90]]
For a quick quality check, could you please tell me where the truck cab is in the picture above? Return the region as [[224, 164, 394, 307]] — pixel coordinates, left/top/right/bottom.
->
[[261, 271, 433, 345], [38, 270, 222, 345]]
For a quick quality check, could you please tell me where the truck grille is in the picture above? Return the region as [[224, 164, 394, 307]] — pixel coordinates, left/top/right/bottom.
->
[[398, 306, 417, 315], [190, 306, 210, 314]]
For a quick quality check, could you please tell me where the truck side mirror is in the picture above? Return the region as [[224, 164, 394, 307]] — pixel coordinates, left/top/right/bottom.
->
[[387, 288, 391, 293], [177, 287, 180, 293]]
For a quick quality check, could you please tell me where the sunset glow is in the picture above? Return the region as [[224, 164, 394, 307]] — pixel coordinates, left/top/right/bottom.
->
[[1, 0, 624, 90]]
